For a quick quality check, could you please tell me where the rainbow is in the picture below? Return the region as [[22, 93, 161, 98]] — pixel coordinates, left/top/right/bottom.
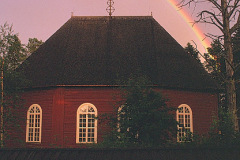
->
[[166, 0, 211, 52]]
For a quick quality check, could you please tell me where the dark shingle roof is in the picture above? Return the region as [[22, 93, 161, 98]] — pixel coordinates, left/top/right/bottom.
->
[[20, 16, 219, 91]]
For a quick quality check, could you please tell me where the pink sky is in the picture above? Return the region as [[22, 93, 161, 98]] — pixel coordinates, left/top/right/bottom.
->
[[0, 0, 217, 53]]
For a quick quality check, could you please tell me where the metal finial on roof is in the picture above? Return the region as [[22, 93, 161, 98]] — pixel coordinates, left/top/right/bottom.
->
[[106, 0, 115, 17]]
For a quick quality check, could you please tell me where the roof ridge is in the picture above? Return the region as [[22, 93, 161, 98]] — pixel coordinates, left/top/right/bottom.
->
[[70, 16, 153, 20]]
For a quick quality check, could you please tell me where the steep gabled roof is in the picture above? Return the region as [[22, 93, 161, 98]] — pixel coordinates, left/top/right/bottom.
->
[[20, 16, 219, 91]]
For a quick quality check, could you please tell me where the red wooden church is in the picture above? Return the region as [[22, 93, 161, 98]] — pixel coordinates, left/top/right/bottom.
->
[[7, 16, 219, 148]]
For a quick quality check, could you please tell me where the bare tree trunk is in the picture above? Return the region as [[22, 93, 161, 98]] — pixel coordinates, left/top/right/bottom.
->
[[222, 0, 239, 131], [226, 79, 238, 131], [225, 39, 239, 131], [0, 59, 3, 147]]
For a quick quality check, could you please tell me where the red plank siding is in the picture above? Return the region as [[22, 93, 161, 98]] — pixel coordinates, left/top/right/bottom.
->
[[52, 88, 65, 147], [6, 87, 218, 148]]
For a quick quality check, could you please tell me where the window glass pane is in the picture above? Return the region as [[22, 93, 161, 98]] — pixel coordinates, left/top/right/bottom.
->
[[36, 107, 40, 113], [80, 106, 87, 113], [88, 107, 95, 113], [178, 107, 183, 113]]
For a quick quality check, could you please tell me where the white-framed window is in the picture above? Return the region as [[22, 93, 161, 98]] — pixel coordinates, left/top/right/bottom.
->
[[26, 104, 42, 143], [176, 104, 193, 142], [76, 103, 97, 143]]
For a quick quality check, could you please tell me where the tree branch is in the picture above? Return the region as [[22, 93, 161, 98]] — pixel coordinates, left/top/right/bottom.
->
[[196, 10, 224, 31], [235, 62, 240, 73], [178, 0, 196, 8], [229, 0, 240, 17], [208, 0, 222, 11], [230, 11, 240, 34]]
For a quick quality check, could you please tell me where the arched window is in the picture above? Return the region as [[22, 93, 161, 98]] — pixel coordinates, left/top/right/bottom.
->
[[26, 104, 42, 142], [76, 103, 97, 143], [176, 104, 193, 142]]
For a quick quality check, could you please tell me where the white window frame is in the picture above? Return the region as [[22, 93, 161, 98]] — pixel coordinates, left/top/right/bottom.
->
[[176, 104, 193, 142], [26, 104, 42, 143], [76, 103, 97, 143]]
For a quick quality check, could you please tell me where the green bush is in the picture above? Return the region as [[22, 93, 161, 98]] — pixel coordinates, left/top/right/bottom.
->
[[100, 76, 177, 148]]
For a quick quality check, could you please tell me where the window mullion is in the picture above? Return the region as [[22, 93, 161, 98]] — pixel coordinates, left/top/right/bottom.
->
[[183, 108, 186, 138], [33, 113, 36, 141], [86, 111, 89, 142]]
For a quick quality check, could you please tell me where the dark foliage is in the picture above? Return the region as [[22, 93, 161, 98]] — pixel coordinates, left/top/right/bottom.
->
[[0, 23, 36, 147], [184, 42, 201, 63], [100, 76, 177, 148]]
